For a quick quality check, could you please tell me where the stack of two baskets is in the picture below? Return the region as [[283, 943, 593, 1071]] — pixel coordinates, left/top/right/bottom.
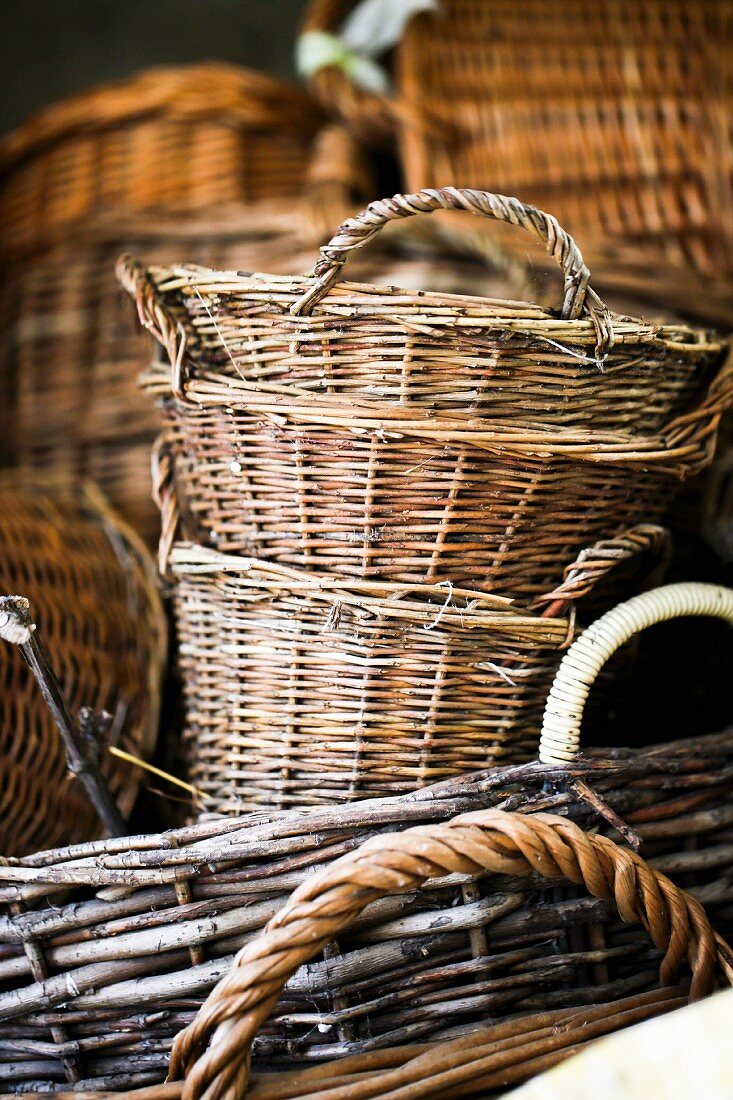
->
[[121, 186, 733, 818]]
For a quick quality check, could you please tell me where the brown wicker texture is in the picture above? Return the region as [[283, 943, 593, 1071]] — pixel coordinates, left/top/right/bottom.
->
[[0, 63, 323, 258], [0, 183, 527, 542], [168, 527, 665, 812], [34, 994, 724, 1100], [121, 188, 733, 595], [302, 0, 733, 275], [0, 475, 166, 856], [2, 728, 733, 1092]]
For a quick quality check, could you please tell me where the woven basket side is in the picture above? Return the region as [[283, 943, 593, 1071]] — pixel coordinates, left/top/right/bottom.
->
[[170, 807, 733, 1096], [0, 64, 323, 257], [1, 727, 732, 1089], [0, 477, 165, 855]]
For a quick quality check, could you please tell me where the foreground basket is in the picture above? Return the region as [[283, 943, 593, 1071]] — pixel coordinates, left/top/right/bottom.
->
[[0, 475, 166, 855], [0, 63, 322, 258], [2, 740, 733, 1092], [123, 187, 732, 595], [302, 0, 733, 275], [169, 527, 665, 812]]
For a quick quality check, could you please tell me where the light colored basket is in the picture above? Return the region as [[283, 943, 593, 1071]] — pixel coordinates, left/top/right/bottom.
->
[[540, 582, 733, 765]]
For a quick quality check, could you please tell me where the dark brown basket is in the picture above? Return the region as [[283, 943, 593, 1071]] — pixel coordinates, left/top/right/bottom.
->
[[1, 728, 732, 1092], [302, 0, 733, 275], [122, 188, 733, 595], [0, 474, 166, 856], [168, 529, 665, 812], [0, 63, 323, 258]]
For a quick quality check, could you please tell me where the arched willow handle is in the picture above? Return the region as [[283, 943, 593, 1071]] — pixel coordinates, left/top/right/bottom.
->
[[539, 582, 733, 765], [168, 806, 732, 1100], [291, 187, 614, 358]]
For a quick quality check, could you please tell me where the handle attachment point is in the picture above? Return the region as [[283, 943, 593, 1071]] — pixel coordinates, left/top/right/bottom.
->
[[291, 188, 614, 360]]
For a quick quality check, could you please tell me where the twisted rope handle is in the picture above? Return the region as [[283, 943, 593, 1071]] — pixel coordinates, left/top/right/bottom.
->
[[539, 582, 733, 765], [532, 525, 670, 620], [291, 188, 614, 358], [168, 807, 732, 1100]]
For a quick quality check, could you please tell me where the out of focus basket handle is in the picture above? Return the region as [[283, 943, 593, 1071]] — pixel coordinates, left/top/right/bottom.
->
[[167, 806, 732, 1100], [539, 583, 733, 765], [299, 0, 405, 148], [291, 187, 614, 357]]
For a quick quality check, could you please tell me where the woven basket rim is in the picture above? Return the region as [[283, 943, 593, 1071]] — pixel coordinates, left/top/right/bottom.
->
[[136, 261, 727, 351], [0, 62, 321, 172], [3, 723, 731, 879], [169, 541, 570, 638]]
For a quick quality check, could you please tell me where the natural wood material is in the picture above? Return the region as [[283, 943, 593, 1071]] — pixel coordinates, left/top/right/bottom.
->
[[0, 596, 126, 837], [302, 0, 733, 276], [2, 726, 733, 1091], [166, 529, 665, 813], [0, 473, 166, 855], [0, 199, 519, 543], [167, 806, 733, 1098], [122, 187, 733, 592], [0, 63, 322, 259]]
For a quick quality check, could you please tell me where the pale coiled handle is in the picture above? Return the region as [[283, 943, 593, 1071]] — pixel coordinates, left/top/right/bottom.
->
[[539, 582, 733, 765]]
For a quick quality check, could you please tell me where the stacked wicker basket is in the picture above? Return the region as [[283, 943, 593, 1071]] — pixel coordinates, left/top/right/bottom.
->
[[121, 186, 733, 815], [3, 10, 733, 1097]]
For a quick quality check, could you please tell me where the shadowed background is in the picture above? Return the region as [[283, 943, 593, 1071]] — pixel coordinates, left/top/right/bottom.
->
[[0, 0, 305, 133]]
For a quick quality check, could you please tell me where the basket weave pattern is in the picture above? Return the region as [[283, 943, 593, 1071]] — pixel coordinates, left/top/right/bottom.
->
[[124, 188, 732, 594], [169, 530, 664, 812], [1, 729, 732, 1090], [0, 63, 322, 257], [304, 0, 733, 274], [0, 477, 165, 855]]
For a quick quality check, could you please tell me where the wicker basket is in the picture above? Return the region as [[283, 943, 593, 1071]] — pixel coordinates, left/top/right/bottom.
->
[[2, 730, 732, 1092], [0, 63, 323, 258], [122, 188, 733, 596], [168, 527, 666, 812], [0, 474, 166, 856], [0, 185, 527, 543], [301, 0, 733, 275]]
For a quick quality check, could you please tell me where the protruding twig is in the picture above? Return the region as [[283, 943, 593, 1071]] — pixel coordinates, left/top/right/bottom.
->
[[572, 778, 641, 850], [0, 595, 126, 837]]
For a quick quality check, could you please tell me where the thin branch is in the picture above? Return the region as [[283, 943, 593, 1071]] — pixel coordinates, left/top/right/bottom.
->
[[0, 595, 127, 837]]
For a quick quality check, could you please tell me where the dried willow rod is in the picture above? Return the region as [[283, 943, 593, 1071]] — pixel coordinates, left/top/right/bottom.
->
[[0, 595, 126, 837]]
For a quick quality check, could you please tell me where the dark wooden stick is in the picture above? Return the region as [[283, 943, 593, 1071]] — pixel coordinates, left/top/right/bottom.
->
[[0, 595, 126, 837]]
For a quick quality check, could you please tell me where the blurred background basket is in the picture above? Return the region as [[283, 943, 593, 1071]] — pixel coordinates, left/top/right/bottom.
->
[[0, 474, 165, 856], [2, 723, 732, 1091], [301, 0, 733, 276], [124, 189, 732, 597], [168, 528, 664, 813], [0, 62, 323, 258], [0, 63, 329, 540]]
